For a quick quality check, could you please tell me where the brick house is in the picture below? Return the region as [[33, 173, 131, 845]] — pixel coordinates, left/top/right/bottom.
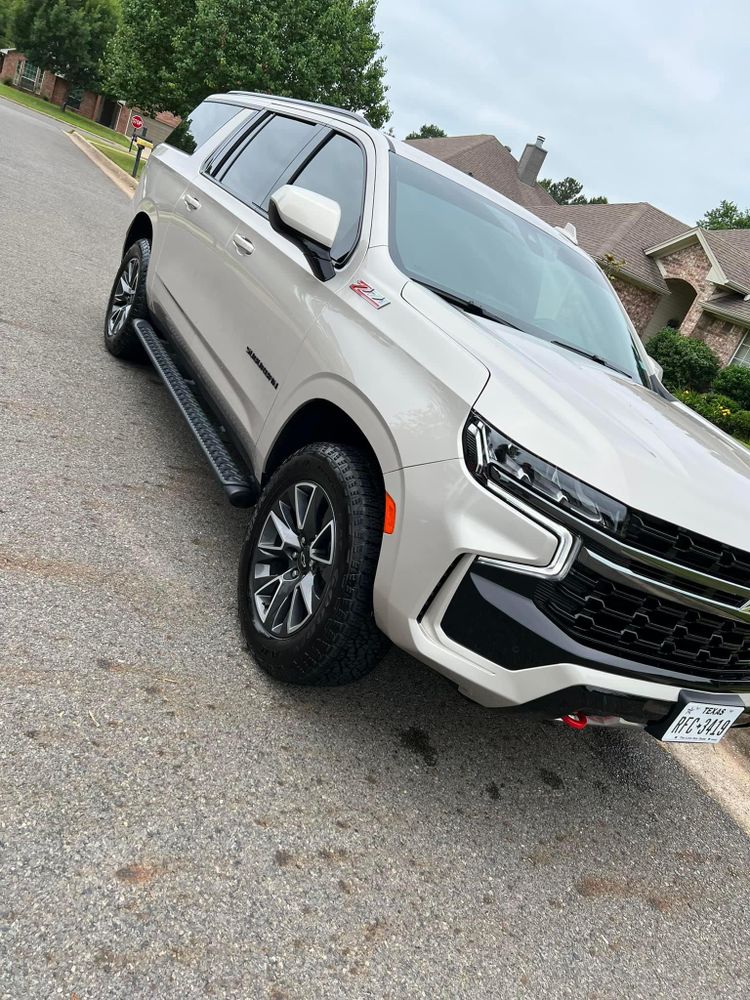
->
[[0, 48, 180, 142], [410, 134, 750, 369]]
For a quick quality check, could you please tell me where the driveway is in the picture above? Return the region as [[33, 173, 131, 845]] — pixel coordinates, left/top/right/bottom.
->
[[1, 97, 749, 1000]]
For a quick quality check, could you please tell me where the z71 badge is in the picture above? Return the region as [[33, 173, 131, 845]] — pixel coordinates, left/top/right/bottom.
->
[[350, 279, 390, 309]]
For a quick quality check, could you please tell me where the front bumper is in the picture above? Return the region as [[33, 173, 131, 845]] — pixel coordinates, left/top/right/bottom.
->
[[374, 460, 750, 718]]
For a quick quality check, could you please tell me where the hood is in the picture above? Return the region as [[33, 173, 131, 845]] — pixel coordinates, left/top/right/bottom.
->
[[402, 281, 750, 552]]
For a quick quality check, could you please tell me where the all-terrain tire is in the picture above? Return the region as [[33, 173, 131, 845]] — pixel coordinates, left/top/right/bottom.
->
[[103, 238, 150, 361], [238, 442, 391, 685]]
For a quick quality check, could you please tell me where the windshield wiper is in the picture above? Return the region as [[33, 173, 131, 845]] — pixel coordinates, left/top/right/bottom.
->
[[415, 280, 521, 330], [551, 339, 632, 379]]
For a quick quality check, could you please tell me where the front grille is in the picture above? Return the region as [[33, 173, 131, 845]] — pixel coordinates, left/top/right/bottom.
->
[[623, 510, 750, 589], [536, 563, 750, 683], [591, 546, 747, 608]]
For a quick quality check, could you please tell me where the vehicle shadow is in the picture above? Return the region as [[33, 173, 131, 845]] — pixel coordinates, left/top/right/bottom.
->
[[258, 640, 671, 826]]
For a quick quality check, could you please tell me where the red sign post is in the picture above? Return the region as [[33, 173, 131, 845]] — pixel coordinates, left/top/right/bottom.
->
[[131, 114, 143, 131]]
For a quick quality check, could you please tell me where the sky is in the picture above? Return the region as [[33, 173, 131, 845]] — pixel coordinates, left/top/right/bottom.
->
[[374, 0, 749, 224]]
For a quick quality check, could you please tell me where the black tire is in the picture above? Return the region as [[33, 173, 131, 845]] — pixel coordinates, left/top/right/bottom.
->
[[103, 238, 150, 361], [238, 442, 390, 685]]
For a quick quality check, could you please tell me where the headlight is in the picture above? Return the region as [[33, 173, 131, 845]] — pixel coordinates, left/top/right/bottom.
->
[[464, 414, 627, 534]]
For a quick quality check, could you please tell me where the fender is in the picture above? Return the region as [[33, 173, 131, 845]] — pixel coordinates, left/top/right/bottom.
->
[[257, 372, 402, 478]]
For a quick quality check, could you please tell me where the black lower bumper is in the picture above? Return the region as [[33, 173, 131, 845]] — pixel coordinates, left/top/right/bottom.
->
[[441, 561, 750, 698], [495, 685, 673, 726]]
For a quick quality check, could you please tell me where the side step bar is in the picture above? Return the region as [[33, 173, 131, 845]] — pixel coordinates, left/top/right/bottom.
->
[[133, 319, 258, 508]]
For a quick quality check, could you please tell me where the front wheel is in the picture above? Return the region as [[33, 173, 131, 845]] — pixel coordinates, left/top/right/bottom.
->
[[238, 442, 390, 685], [104, 238, 150, 361]]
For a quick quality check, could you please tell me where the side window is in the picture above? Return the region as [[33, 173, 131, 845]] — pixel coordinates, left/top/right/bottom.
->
[[291, 134, 366, 260], [218, 116, 318, 211], [165, 101, 244, 155]]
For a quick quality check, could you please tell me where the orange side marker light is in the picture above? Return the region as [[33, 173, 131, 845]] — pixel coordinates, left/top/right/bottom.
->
[[384, 493, 397, 534]]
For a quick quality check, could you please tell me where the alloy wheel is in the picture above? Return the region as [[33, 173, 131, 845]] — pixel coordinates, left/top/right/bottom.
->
[[249, 481, 336, 637], [107, 257, 140, 338]]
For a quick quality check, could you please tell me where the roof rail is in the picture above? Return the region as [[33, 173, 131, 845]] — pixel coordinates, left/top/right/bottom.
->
[[227, 92, 370, 126]]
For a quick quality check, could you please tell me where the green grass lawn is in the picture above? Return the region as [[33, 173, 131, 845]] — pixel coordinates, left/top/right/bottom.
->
[[0, 82, 130, 147], [88, 137, 145, 179]]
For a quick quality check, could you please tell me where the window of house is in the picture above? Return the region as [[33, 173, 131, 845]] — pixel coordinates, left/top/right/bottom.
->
[[290, 134, 365, 260], [165, 100, 244, 155], [731, 333, 750, 369], [19, 60, 39, 89], [217, 115, 318, 211], [66, 86, 84, 111]]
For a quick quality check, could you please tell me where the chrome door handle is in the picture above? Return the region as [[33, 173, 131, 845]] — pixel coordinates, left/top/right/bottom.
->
[[232, 234, 255, 256], [183, 194, 201, 211]]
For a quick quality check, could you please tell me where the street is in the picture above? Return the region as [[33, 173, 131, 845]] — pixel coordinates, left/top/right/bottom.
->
[[1, 98, 749, 999]]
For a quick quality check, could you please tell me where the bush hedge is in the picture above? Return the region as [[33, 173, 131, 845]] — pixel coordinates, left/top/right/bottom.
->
[[730, 410, 750, 442], [646, 328, 750, 444], [648, 327, 721, 392], [677, 390, 740, 434], [713, 364, 750, 410]]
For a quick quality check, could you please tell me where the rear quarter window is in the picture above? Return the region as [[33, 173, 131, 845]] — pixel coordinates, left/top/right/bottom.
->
[[165, 101, 244, 155]]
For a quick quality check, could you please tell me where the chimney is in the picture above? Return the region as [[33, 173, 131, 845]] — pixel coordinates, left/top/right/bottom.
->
[[517, 135, 547, 186]]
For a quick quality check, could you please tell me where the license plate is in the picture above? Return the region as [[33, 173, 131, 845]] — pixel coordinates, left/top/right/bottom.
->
[[660, 700, 744, 744]]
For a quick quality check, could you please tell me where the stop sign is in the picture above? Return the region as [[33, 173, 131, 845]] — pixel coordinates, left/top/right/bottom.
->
[[131, 114, 143, 131]]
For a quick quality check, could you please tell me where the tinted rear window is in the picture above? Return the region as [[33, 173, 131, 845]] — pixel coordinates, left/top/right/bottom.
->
[[165, 101, 243, 155]]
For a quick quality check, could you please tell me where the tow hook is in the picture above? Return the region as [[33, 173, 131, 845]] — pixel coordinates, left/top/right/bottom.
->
[[561, 713, 589, 730]]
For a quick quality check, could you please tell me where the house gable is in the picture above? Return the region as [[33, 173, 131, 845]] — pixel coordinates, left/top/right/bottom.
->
[[656, 241, 712, 290]]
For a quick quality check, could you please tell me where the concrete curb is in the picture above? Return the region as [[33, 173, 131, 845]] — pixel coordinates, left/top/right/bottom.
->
[[67, 129, 137, 198]]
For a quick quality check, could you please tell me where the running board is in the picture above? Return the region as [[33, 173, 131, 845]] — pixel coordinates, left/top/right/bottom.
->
[[133, 319, 258, 508]]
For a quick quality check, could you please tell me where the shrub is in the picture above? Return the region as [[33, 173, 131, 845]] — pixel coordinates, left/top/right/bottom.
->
[[713, 364, 750, 410], [677, 390, 739, 433], [647, 328, 720, 392], [728, 409, 750, 443]]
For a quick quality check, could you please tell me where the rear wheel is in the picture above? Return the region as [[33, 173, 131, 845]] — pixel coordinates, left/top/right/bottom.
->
[[238, 442, 390, 685], [104, 238, 150, 361]]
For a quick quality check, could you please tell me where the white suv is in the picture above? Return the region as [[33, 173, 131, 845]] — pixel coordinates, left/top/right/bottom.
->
[[105, 92, 750, 744]]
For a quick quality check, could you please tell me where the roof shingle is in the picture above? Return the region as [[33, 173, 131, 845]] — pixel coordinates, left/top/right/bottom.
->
[[405, 134, 556, 211], [702, 229, 750, 290], [702, 293, 750, 328], [530, 202, 691, 293]]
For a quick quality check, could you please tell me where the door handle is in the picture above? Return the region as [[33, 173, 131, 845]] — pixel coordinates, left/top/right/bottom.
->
[[232, 234, 255, 256], [182, 194, 201, 211]]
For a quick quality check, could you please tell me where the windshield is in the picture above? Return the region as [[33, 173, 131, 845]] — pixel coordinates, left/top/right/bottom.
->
[[389, 153, 648, 385]]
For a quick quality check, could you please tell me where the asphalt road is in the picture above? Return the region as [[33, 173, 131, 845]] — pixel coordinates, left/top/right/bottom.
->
[[1, 98, 749, 1000]]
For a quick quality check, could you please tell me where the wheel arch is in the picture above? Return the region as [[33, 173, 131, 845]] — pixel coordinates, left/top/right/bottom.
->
[[122, 211, 153, 256], [261, 395, 395, 490]]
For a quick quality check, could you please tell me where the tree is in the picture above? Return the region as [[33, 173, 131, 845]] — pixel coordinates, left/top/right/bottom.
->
[[405, 123, 446, 140], [697, 199, 750, 230], [12, 0, 119, 93], [104, 0, 195, 115], [0, 2, 13, 47], [107, 0, 390, 126], [540, 176, 608, 205]]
